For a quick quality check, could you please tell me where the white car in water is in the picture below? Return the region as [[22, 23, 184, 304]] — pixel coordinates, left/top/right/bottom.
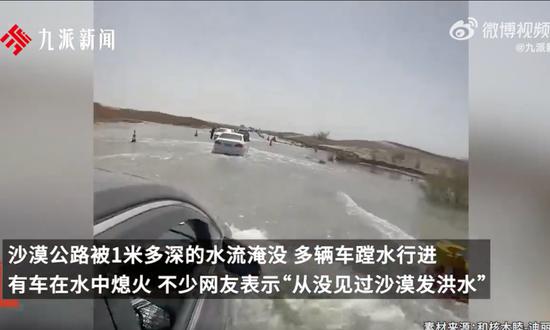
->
[[212, 132, 248, 156], [213, 127, 233, 140]]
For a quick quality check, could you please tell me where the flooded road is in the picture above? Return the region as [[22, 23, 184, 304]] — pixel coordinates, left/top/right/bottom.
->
[[95, 122, 468, 329]]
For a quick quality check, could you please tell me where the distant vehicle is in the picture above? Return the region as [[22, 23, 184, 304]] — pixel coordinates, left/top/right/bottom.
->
[[238, 125, 254, 133], [213, 127, 233, 140], [212, 132, 248, 156], [236, 128, 250, 142]]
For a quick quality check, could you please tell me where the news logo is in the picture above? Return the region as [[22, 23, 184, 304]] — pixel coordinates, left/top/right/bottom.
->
[[449, 17, 478, 41], [1, 24, 32, 56]]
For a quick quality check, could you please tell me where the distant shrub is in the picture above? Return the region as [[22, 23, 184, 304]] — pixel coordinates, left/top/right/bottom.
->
[[371, 150, 378, 161], [391, 152, 406, 163], [421, 165, 468, 209], [313, 131, 330, 140]]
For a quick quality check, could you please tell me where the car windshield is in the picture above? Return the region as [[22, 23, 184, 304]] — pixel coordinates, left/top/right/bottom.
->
[[219, 133, 243, 141]]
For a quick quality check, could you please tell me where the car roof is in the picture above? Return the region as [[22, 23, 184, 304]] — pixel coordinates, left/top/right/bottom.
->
[[218, 132, 244, 139], [94, 168, 214, 224]]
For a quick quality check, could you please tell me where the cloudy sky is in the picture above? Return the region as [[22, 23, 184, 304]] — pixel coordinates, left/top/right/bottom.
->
[[94, 1, 468, 158]]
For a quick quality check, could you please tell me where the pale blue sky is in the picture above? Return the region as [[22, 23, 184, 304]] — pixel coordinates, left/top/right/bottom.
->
[[95, 1, 468, 158]]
